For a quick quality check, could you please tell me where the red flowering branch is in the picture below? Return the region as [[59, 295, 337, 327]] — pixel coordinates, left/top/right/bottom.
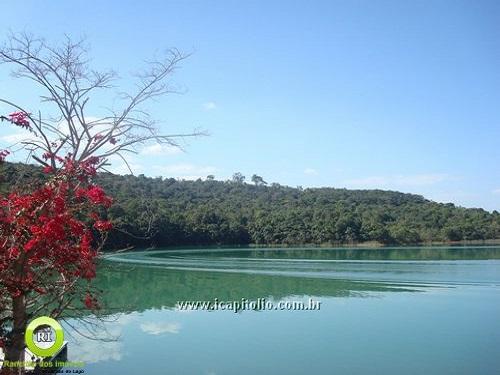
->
[[0, 153, 114, 368], [1, 155, 112, 291], [6, 112, 30, 129]]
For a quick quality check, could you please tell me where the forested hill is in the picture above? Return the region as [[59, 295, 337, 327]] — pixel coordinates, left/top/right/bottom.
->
[[1, 162, 499, 248]]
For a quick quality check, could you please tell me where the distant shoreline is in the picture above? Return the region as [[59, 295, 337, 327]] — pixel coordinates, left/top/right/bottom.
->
[[248, 239, 500, 248], [104, 239, 500, 254]]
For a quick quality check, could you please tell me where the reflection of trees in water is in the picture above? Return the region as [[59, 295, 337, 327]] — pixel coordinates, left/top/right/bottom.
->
[[204, 246, 500, 261], [151, 246, 500, 261], [94, 262, 419, 315]]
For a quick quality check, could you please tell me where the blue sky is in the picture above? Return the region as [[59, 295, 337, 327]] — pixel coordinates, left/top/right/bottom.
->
[[0, 0, 499, 211]]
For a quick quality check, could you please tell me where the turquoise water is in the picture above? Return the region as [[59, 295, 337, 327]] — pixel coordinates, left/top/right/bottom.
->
[[67, 246, 500, 374]]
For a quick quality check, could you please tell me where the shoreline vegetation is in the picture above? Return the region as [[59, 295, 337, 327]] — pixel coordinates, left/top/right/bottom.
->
[[2, 162, 499, 251], [109, 239, 500, 254], [132, 238, 500, 249], [100, 240, 500, 260], [248, 238, 500, 248]]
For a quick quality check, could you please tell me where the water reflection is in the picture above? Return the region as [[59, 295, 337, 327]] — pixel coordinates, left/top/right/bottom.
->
[[94, 262, 422, 315], [97, 246, 500, 315], [64, 247, 500, 374], [147, 245, 500, 261]]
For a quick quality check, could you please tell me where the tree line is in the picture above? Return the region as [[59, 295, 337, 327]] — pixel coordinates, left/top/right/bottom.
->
[[2, 163, 499, 249]]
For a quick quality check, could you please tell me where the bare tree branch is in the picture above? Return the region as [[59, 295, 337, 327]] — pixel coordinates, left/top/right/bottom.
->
[[0, 32, 205, 173]]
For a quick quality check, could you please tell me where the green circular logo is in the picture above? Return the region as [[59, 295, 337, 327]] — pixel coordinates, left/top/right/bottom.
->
[[25, 316, 64, 357]]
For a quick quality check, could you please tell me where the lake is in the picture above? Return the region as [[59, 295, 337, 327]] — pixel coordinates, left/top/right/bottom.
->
[[66, 246, 500, 374]]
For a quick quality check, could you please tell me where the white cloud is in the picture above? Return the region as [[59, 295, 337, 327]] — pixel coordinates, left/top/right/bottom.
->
[[203, 101, 217, 111], [0, 131, 33, 144], [342, 173, 451, 189], [71, 337, 123, 364], [492, 189, 500, 195], [140, 322, 181, 335], [304, 168, 319, 176], [67, 312, 136, 364], [141, 143, 182, 156], [152, 163, 216, 180]]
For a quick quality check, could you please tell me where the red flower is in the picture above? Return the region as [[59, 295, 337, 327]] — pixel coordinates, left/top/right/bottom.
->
[[0, 149, 10, 163], [0, 177, 109, 297], [8, 111, 30, 129], [84, 293, 94, 309], [84, 293, 100, 309], [94, 220, 113, 231], [75, 188, 87, 199], [42, 152, 64, 163], [68, 218, 85, 236], [86, 186, 112, 207], [24, 238, 38, 252], [0, 136, 113, 313]]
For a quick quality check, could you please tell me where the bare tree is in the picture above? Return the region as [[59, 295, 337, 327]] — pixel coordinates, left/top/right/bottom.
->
[[0, 32, 203, 173]]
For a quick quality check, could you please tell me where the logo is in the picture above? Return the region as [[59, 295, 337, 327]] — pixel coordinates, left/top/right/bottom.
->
[[25, 316, 64, 358]]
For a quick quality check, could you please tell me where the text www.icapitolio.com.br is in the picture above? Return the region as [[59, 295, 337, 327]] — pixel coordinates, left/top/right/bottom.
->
[[176, 298, 321, 313]]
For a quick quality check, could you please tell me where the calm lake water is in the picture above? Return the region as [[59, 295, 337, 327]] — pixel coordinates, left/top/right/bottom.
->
[[67, 246, 500, 375]]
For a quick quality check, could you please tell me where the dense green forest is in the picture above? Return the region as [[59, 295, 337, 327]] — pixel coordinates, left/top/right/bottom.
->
[[1, 162, 499, 249]]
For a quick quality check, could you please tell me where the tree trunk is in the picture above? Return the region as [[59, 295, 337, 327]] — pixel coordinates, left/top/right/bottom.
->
[[1, 295, 26, 375]]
